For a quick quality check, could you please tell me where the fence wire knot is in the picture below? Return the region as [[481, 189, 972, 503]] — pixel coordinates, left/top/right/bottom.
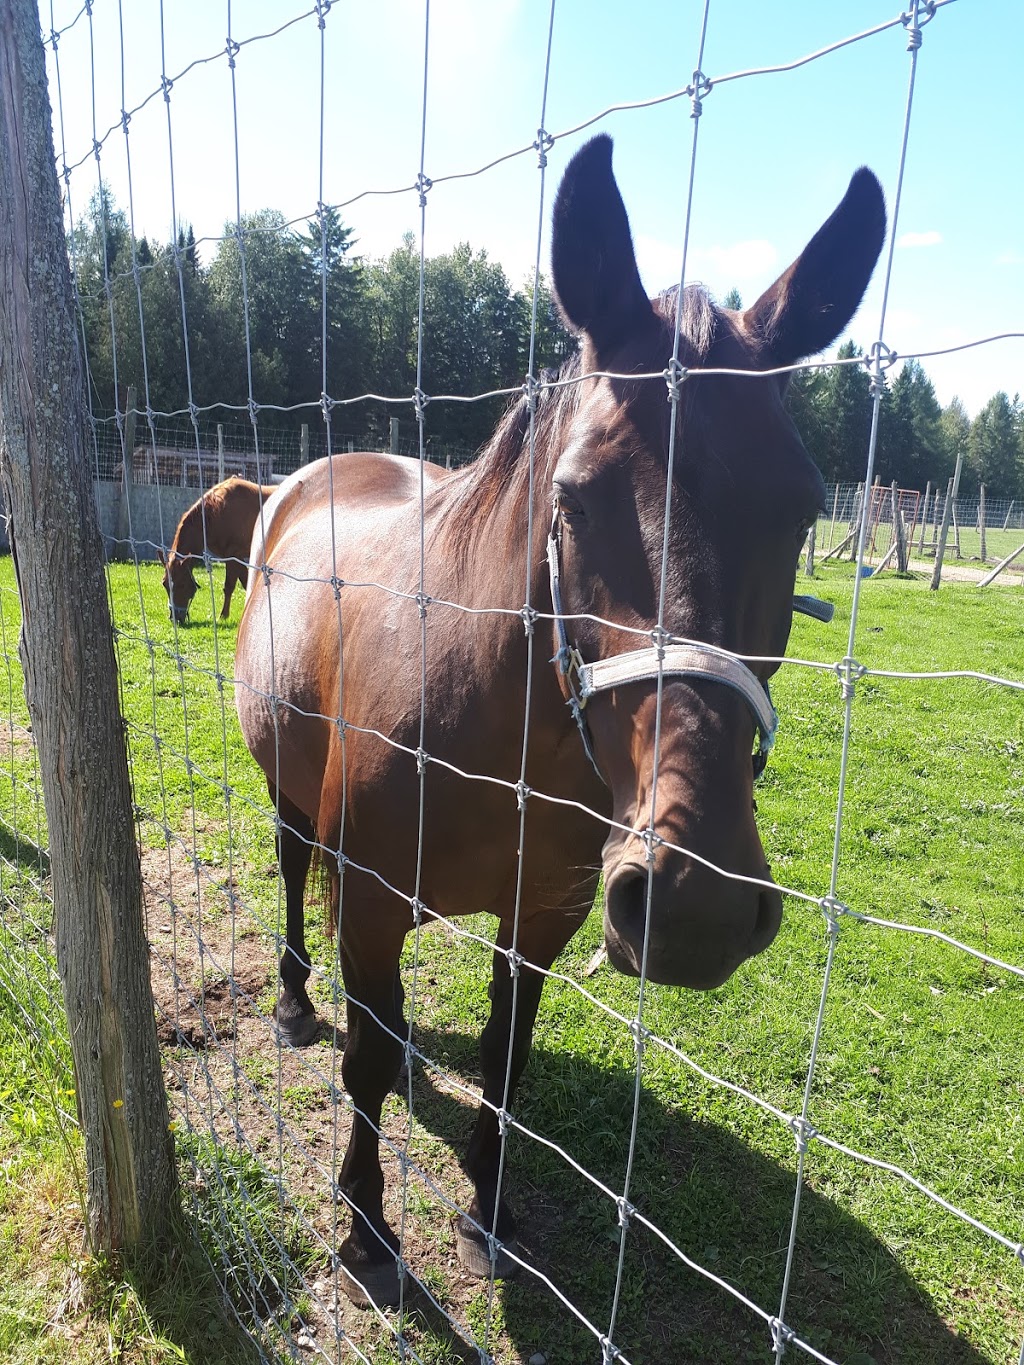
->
[[641, 826, 660, 864], [496, 1107, 510, 1139], [600, 1335, 623, 1364], [247, 398, 260, 423], [769, 1316, 795, 1353], [789, 1115, 818, 1154], [161, 75, 173, 103], [835, 655, 866, 700], [690, 69, 712, 118], [534, 127, 555, 168], [415, 746, 428, 776], [522, 371, 542, 414], [663, 356, 688, 403], [616, 1194, 635, 1229], [315, 0, 332, 28], [520, 603, 536, 638], [188, 402, 200, 426], [628, 1016, 649, 1051], [225, 37, 241, 68], [413, 387, 429, 423], [410, 897, 424, 928], [416, 173, 432, 207], [320, 391, 334, 421], [415, 589, 431, 619], [819, 894, 848, 937], [866, 340, 897, 398], [505, 948, 523, 978], [902, 1, 935, 49], [49, 28, 59, 50], [120, 109, 131, 133], [515, 779, 531, 811]]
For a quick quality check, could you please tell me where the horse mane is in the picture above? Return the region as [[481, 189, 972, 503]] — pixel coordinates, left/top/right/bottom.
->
[[432, 283, 720, 568]]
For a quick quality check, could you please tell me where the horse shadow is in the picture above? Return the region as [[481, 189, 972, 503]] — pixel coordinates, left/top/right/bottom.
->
[[390, 1019, 1000, 1365]]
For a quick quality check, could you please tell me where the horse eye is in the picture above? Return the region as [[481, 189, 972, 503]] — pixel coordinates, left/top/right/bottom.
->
[[556, 489, 585, 520]]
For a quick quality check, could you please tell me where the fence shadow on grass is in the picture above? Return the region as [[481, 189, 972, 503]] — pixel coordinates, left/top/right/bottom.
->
[[403, 1020, 1001, 1365]]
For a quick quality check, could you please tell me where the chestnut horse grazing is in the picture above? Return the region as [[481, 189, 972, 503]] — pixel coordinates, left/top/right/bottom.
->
[[235, 136, 885, 1307], [159, 476, 276, 623]]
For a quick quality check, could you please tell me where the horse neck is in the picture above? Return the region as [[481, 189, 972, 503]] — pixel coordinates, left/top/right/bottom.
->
[[173, 499, 207, 560]]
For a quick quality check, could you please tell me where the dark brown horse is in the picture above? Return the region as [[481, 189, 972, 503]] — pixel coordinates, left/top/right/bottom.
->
[[235, 136, 885, 1307], [158, 476, 276, 623]]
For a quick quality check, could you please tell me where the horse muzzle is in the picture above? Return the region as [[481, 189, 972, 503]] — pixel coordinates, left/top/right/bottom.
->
[[602, 850, 783, 989]]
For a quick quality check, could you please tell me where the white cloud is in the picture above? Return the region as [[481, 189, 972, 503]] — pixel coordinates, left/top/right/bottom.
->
[[896, 230, 942, 249]]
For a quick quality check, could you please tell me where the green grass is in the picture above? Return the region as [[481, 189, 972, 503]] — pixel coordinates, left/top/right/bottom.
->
[[0, 554, 1022, 1363]]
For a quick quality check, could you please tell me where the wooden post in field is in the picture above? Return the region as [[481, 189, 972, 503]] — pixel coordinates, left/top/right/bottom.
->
[[114, 384, 137, 556], [890, 481, 908, 572], [917, 481, 931, 554], [1002, 500, 1015, 530], [827, 484, 840, 551], [847, 483, 864, 560], [930, 449, 964, 590], [978, 484, 987, 562], [0, 0, 177, 1250], [390, 416, 400, 454], [952, 491, 961, 558], [216, 422, 225, 483], [300, 422, 310, 466], [804, 522, 816, 576]]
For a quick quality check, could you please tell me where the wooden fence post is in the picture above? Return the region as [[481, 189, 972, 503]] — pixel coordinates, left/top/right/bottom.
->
[[300, 421, 310, 466], [890, 480, 908, 572], [930, 449, 964, 591], [978, 484, 987, 562], [918, 480, 931, 554], [114, 383, 137, 557], [804, 522, 816, 576], [390, 416, 400, 454], [216, 422, 225, 483], [0, 0, 177, 1250]]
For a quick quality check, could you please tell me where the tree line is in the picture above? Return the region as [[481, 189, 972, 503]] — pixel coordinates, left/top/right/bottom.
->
[[73, 189, 1022, 497]]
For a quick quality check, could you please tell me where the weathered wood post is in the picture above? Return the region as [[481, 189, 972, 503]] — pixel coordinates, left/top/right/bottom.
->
[[930, 448, 964, 591], [804, 522, 816, 576], [917, 480, 931, 554], [978, 484, 987, 562], [216, 422, 225, 483], [389, 416, 400, 455], [114, 383, 137, 556], [0, 0, 177, 1250], [300, 421, 310, 466], [890, 481, 908, 572], [827, 483, 840, 551]]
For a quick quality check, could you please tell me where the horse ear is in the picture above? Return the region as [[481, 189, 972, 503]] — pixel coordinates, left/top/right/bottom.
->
[[551, 135, 653, 357], [743, 168, 886, 368]]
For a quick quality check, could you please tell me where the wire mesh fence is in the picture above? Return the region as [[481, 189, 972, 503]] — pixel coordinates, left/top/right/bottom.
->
[[1, 2, 1022, 1363]]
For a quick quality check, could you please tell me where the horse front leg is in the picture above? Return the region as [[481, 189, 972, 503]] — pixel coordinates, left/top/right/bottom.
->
[[335, 917, 409, 1308], [221, 560, 243, 619], [269, 785, 320, 1047], [457, 903, 588, 1279]]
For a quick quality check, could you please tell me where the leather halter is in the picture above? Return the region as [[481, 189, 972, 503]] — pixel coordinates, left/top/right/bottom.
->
[[546, 505, 833, 785]]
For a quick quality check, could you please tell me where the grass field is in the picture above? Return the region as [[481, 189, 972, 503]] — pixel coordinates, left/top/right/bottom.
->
[[1, 552, 1022, 1364]]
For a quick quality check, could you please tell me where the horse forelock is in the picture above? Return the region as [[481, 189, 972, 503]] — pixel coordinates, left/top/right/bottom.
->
[[653, 283, 719, 365]]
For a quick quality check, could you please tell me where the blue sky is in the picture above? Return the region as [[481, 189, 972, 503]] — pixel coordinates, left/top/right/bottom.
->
[[43, 0, 1022, 417]]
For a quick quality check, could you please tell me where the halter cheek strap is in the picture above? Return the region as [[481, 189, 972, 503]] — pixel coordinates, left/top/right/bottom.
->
[[546, 507, 834, 785]]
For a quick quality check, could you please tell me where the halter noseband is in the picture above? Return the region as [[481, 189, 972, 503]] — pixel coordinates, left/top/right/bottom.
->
[[546, 506, 833, 785]]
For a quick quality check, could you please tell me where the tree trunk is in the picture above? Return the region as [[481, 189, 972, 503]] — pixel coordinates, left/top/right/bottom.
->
[[0, 0, 177, 1251]]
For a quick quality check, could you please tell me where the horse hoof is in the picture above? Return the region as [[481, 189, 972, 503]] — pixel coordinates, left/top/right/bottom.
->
[[274, 1006, 320, 1048], [455, 1218, 520, 1280], [338, 1257, 403, 1308]]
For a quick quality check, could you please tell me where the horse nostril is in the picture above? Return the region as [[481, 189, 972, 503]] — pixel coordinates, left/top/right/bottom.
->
[[605, 867, 649, 948]]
